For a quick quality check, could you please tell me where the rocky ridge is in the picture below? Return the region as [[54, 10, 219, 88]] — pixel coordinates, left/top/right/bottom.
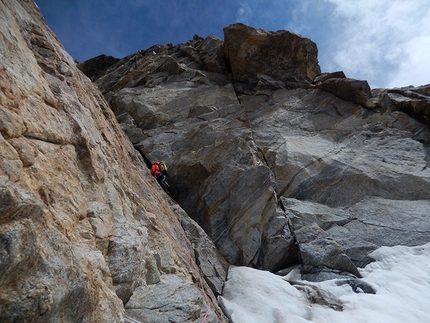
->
[[80, 23, 430, 280], [0, 1, 227, 322]]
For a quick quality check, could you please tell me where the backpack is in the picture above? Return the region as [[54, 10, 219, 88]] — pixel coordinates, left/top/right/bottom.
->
[[159, 161, 168, 173], [150, 162, 160, 176]]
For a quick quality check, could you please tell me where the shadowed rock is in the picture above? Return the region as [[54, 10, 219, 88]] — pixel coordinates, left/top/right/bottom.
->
[[77, 54, 119, 80]]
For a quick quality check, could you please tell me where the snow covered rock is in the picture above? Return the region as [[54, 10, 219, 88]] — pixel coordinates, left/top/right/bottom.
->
[[220, 243, 430, 323]]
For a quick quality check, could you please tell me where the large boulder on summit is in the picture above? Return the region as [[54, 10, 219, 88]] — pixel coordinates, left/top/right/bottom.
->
[[0, 1, 228, 322], [223, 23, 321, 83], [83, 22, 430, 282]]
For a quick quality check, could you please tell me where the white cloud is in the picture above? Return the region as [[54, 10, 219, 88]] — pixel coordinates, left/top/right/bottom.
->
[[323, 0, 430, 88], [236, 2, 253, 24], [285, 0, 312, 34], [388, 33, 430, 88]]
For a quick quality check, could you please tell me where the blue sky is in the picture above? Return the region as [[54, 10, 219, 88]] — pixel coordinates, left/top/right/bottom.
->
[[35, 0, 430, 89]]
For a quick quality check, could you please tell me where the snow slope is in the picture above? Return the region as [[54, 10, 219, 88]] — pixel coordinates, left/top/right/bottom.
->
[[219, 243, 430, 323]]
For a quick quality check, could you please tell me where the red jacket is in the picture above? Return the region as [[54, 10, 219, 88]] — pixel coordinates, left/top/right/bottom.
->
[[150, 162, 160, 176]]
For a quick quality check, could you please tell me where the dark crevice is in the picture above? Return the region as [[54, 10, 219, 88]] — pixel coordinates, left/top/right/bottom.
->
[[354, 219, 430, 233], [279, 199, 302, 266], [237, 94, 272, 171], [224, 53, 242, 105], [278, 199, 286, 212], [133, 145, 153, 169], [230, 78, 242, 105], [256, 146, 270, 168], [23, 134, 64, 146]]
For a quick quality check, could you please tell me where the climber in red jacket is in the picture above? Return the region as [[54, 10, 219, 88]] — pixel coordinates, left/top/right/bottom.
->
[[150, 161, 169, 194]]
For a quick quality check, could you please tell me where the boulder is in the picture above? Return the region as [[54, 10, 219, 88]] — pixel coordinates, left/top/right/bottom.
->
[[197, 35, 226, 74], [77, 54, 119, 80], [125, 275, 217, 323], [293, 222, 362, 277], [366, 88, 394, 110], [283, 197, 430, 268], [223, 23, 321, 83], [388, 85, 430, 125], [313, 71, 346, 83], [318, 77, 372, 107], [159, 55, 187, 75]]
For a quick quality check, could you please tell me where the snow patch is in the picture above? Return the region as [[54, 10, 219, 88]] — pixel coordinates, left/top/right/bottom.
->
[[219, 243, 430, 323]]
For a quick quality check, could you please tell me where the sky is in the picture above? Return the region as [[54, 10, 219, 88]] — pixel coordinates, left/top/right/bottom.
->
[[220, 243, 430, 323], [34, 0, 430, 89]]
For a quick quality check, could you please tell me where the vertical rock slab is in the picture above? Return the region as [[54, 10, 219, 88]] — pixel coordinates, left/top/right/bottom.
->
[[223, 23, 321, 83], [0, 1, 228, 322]]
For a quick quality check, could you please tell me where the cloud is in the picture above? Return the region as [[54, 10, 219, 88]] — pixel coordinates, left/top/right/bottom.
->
[[323, 0, 430, 88], [37, 0, 429, 87], [387, 26, 430, 87], [236, 2, 253, 24], [285, 1, 311, 33]]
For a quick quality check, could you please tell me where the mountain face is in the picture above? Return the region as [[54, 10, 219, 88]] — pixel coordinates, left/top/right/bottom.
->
[[0, 1, 227, 322], [81, 22, 430, 278], [1, 1, 430, 323]]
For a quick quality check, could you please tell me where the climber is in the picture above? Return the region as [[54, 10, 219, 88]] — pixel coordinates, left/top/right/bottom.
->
[[150, 161, 170, 194]]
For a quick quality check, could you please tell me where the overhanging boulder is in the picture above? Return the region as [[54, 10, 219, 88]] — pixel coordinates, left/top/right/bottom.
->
[[223, 23, 321, 83]]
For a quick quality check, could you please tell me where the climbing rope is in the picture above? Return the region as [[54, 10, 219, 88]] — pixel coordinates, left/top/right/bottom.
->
[[169, 195, 212, 323]]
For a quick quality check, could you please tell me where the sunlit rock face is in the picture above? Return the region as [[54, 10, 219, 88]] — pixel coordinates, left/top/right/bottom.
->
[[223, 23, 321, 83], [0, 1, 228, 322], [82, 17, 430, 282]]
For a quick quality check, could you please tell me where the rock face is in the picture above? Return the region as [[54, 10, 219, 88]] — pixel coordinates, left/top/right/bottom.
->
[[223, 23, 321, 83], [318, 77, 372, 107], [0, 1, 228, 322], [82, 21, 430, 282], [5, 0, 429, 320], [387, 85, 430, 124], [77, 54, 120, 81]]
